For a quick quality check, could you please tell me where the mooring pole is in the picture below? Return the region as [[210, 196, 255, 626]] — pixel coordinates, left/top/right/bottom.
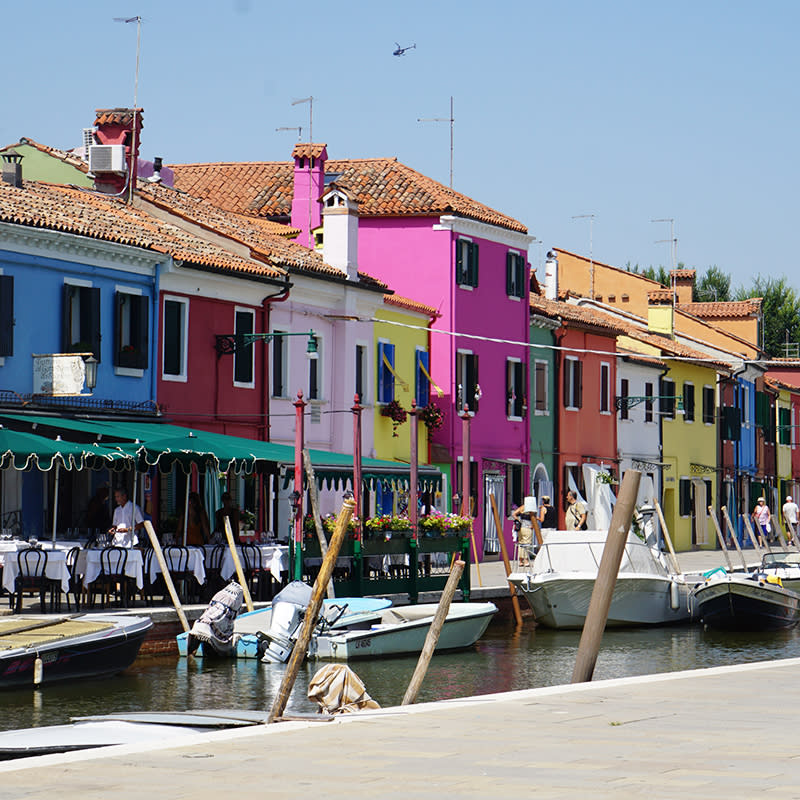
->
[[293, 390, 306, 581], [571, 470, 640, 684]]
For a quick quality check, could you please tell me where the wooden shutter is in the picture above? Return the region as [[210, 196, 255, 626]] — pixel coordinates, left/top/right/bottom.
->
[[62, 283, 74, 351], [506, 252, 513, 296], [133, 294, 149, 369], [514, 361, 526, 417], [575, 360, 583, 409], [83, 287, 101, 362], [0, 275, 13, 357], [416, 350, 430, 408], [472, 354, 480, 412], [456, 240, 465, 284], [470, 242, 479, 287], [563, 360, 571, 408]]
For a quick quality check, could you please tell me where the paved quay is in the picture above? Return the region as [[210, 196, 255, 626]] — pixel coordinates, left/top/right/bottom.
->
[[3, 658, 800, 798]]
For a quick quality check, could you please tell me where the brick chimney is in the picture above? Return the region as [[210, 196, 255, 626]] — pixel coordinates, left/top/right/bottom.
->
[[670, 268, 696, 305], [321, 183, 359, 281], [1, 148, 23, 188], [647, 288, 674, 336], [91, 107, 143, 195], [291, 143, 327, 249]]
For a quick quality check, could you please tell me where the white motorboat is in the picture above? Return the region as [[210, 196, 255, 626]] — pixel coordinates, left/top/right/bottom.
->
[[757, 551, 800, 593], [309, 602, 498, 661], [508, 530, 690, 629]]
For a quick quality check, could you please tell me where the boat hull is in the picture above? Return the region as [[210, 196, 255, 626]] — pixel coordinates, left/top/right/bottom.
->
[[509, 573, 690, 629], [312, 602, 497, 660], [691, 576, 800, 631], [0, 615, 152, 689]]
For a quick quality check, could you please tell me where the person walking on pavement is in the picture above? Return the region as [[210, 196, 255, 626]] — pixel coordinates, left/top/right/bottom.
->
[[751, 497, 771, 548], [782, 495, 799, 544]]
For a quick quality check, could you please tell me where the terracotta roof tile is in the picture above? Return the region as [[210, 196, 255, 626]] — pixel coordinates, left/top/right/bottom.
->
[[670, 268, 696, 280], [0, 179, 286, 282], [647, 289, 673, 303], [291, 143, 327, 160], [677, 299, 762, 318], [170, 156, 527, 233], [137, 181, 386, 288], [94, 108, 143, 127], [529, 294, 625, 335], [383, 294, 439, 318]]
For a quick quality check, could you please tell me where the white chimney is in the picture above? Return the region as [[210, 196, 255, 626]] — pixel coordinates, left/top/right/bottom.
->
[[321, 186, 359, 281], [544, 250, 558, 300]]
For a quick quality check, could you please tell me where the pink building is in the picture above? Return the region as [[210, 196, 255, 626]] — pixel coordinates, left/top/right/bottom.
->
[[171, 146, 533, 560]]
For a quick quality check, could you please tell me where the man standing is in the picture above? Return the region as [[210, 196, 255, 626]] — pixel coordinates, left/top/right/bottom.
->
[[109, 487, 144, 547], [565, 490, 587, 531], [783, 495, 799, 543]]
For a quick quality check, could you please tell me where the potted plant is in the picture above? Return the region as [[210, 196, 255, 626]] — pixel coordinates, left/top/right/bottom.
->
[[419, 401, 445, 432], [380, 400, 407, 437], [419, 511, 470, 535], [364, 513, 413, 538]]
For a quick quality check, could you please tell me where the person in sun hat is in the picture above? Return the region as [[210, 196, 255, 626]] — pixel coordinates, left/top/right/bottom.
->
[[751, 496, 771, 548], [782, 495, 799, 544]]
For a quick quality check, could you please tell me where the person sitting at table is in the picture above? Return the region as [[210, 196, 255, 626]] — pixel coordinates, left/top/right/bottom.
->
[[215, 492, 241, 542], [178, 492, 211, 546], [109, 487, 144, 547]]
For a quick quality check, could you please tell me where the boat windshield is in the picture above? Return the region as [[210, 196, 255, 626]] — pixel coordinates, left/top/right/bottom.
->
[[532, 531, 669, 577], [762, 552, 800, 568]]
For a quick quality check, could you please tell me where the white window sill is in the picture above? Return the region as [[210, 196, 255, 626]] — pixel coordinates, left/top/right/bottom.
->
[[233, 381, 256, 390], [114, 366, 144, 378], [506, 415, 524, 422], [457, 284, 474, 291], [533, 409, 549, 416], [162, 373, 187, 383]]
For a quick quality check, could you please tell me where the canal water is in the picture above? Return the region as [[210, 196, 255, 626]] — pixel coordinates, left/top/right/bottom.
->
[[3, 618, 800, 733]]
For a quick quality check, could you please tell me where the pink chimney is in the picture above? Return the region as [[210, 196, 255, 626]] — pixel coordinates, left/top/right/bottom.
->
[[291, 143, 327, 248]]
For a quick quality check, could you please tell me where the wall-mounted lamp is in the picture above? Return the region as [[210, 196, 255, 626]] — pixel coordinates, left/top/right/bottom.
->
[[306, 334, 318, 360], [215, 329, 318, 358], [84, 355, 98, 391]]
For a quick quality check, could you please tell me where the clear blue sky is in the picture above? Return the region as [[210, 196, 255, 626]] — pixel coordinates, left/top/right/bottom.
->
[[3, 0, 798, 290]]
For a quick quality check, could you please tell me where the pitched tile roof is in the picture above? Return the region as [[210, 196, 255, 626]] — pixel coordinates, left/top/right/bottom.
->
[[382, 294, 439, 318], [170, 156, 527, 233], [0, 179, 286, 282], [95, 108, 143, 127], [0, 138, 89, 173], [529, 294, 626, 335], [677, 299, 762, 318], [137, 181, 386, 288]]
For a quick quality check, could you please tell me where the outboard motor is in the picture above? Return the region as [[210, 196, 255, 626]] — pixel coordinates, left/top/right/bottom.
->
[[258, 581, 313, 663]]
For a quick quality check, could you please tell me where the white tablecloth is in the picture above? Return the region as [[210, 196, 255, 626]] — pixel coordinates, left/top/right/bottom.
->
[[77, 548, 145, 590], [149, 546, 206, 585], [2, 549, 70, 594], [217, 545, 288, 583]]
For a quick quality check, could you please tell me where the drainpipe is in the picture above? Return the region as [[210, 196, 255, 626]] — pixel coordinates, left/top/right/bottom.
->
[[260, 283, 291, 442], [553, 322, 566, 526]]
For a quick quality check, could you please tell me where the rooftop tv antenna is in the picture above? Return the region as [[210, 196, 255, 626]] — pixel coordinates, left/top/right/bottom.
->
[[572, 213, 596, 298], [276, 126, 303, 140], [652, 217, 677, 336], [114, 15, 142, 203], [291, 96, 314, 144], [418, 95, 454, 188]]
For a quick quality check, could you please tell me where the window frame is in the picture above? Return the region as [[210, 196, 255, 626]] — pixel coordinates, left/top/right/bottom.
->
[[456, 237, 479, 289], [534, 360, 549, 415], [271, 329, 288, 398], [505, 251, 527, 299], [162, 295, 189, 382], [232, 307, 256, 388], [62, 280, 101, 362], [0, 273, 13, 359], [683, 381, 695, 423], [644, 381, 654, 423], [114, 288, 149, 371], [660, 378, 676, 419], [355, 342, 368, 405], [702, 385, 715, 425], [563, 356, 582, 410], [600, 362, 611, 414], [456, 350, 480, 414], [505, 357, 526, 420], [308, 334, 322, 401], [619, 377, 630, 421]]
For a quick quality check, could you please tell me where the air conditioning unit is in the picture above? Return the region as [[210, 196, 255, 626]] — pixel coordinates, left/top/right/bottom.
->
[[88, 144, 127, 174]]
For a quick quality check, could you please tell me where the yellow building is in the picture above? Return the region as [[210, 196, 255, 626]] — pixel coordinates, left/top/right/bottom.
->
[[770, 379, 793, 505], [372, 295, 437, 466]]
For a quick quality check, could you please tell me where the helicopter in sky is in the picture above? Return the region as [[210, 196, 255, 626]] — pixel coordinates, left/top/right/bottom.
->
[[393, 42, 416, 56]]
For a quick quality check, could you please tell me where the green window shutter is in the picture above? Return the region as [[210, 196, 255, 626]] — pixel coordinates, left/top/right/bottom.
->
[[471, 242, 479, 287], [506, 252, 513, 296], [517, 256, 527, 298]]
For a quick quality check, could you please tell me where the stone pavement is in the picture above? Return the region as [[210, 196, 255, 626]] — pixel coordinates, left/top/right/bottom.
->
[[2, 657, 800, 798]]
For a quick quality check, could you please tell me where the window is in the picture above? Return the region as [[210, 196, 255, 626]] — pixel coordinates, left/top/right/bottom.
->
[[702, 386, 715, 424], [781, 407, 793, 446], [534, 361, 548, 414], [563, 357, 582, 409], [272, 330, 287, 397], [456, 351, 480, 412], [721, 406, 742, 441], [506, 252, 526, 298], [308, 336, 321, 400], [564, 464, 585, 500], [619, 378, 629, 420], [679, 478, 691, 517], [506, 359, 526, 419], [755, 390, 769, 428], [62, 283, 101, 360], [162, 297, 188, 380], [415, 349, 430, 408], [355, 344, 367, 404], [644, 381, 654, 423], [233, 309, 255, 386], [660, 378, 676, 419], [377, 340, 395, 404], [600, 362, 611, 413], [683, 382, 695, 422], [114, 291, 148, 370], [456, 238, 479, 288], [0, 274, 13, 357]]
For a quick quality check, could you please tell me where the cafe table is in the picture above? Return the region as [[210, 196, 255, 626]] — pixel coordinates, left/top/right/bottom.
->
[[76, 547, 145, 590], [148, 545, 207, 585], [1, 545, 70, 595]]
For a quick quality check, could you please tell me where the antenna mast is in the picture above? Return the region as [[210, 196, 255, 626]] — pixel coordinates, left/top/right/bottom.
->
[[572, 213, 596, 298], [291, 97, 315, 249], [276, 126, 303, 140], [652, 217, 677, 337], [418, 95, 454, 188]]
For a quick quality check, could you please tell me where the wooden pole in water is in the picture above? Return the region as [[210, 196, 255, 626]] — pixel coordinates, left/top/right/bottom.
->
[[571, 470, 640, 684], [224, 516, 253, 613], [721, 506, 756, 562], [740, 513, 762, 555], [743, 513, 771, 556], [303, 449, 334, 599], [143, 520, 189, 633], [770, 513, 789, 553], [708, 508, 733, 571], [268, 496, 354, 724], [711, 507, 745, 571], [787, 519, 800, 550], [401, 558, 465, 705], [654, 499, 681, 575], [488, 493, 522, 627]]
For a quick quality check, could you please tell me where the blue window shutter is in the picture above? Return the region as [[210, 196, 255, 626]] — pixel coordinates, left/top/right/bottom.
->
[[416, 351, 430, 407], [386, 343, 395, 401], [377, 341, 385, 403]]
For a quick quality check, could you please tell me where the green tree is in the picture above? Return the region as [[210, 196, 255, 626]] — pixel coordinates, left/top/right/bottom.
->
[[693, 266, 731, 302], [640, 265, 670, 287], [734, 276, 800, 358]]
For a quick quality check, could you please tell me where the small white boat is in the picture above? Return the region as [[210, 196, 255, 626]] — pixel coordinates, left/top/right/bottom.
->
[[758, 551, 800, 593], [690, 568, 800, 631], [309, 602, 498, 661], [508, 530, 690, 629]]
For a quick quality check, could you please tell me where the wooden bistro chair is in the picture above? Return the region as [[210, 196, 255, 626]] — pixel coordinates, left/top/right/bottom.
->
[[11, 548, 51, 614], [203, 544, 226, 601], [162, 546, 200, 605], [62, 546, 83, 612], [241, 543, 274, 601], [87, 546, 130, 609]]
